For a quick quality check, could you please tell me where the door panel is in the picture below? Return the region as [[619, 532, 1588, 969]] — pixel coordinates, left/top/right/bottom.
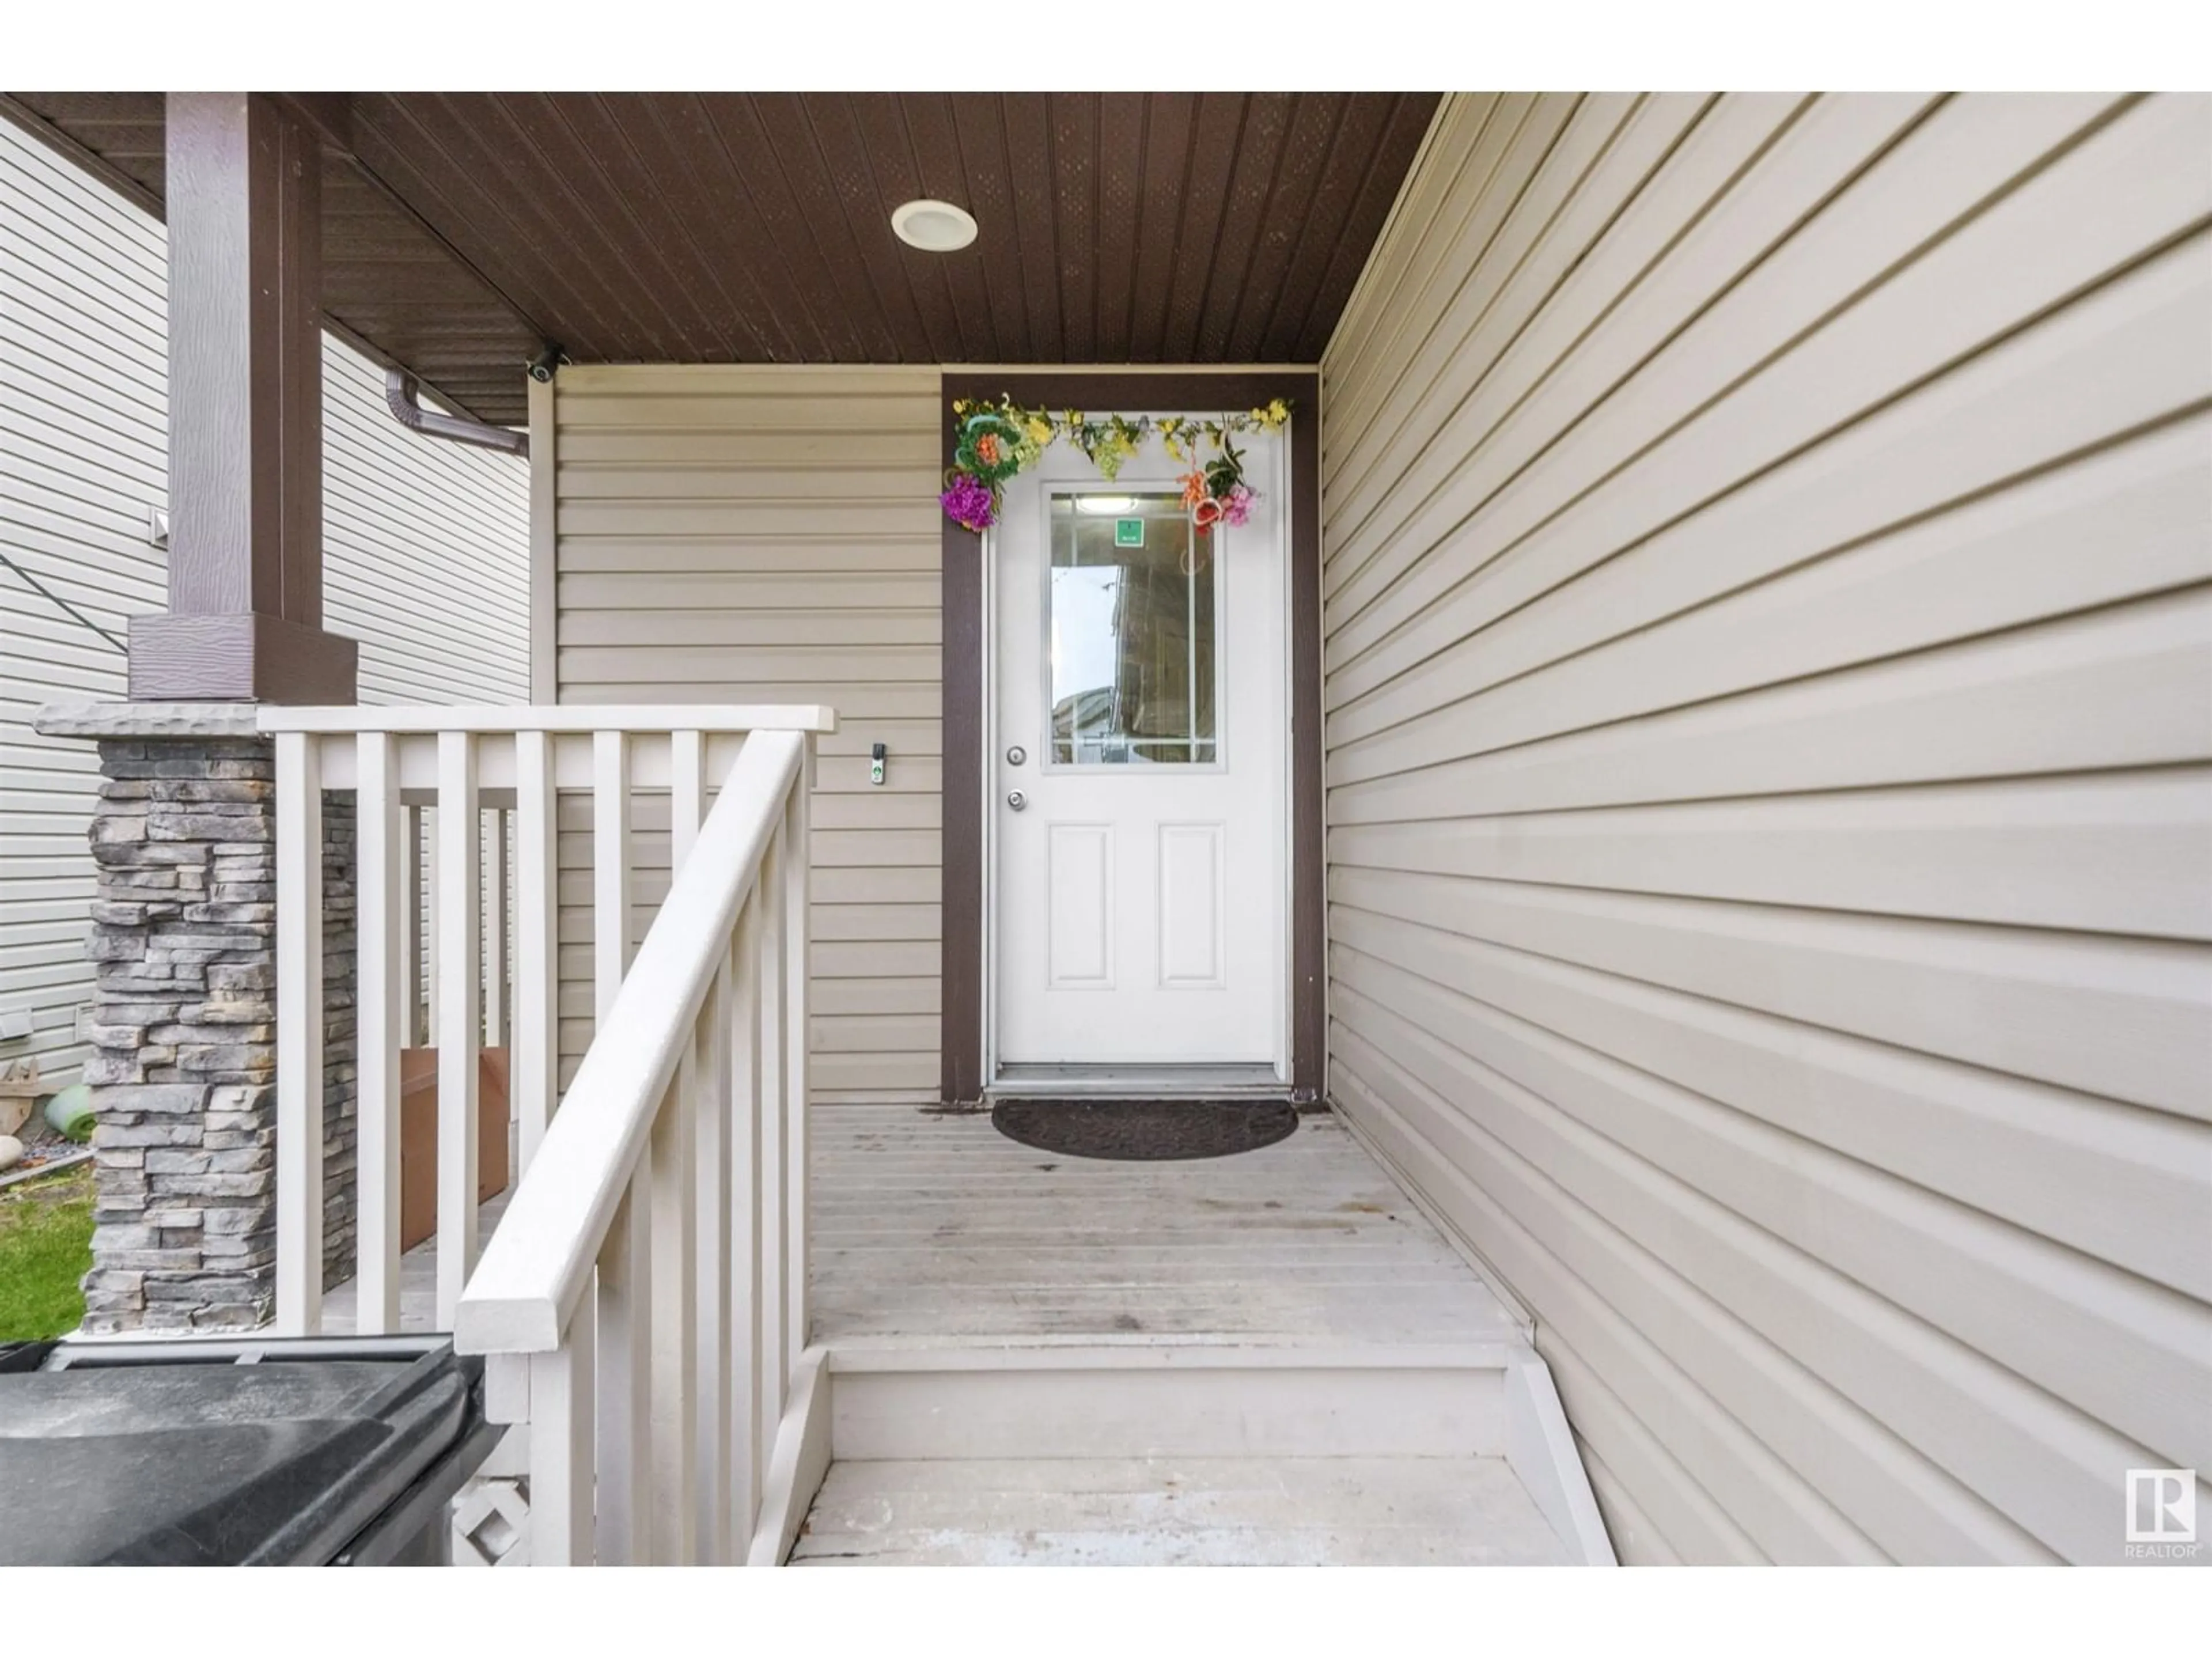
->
[[1158, 824, 1226, 987], [994, 426, 1288, 1067], [1046, 823, 1114, 986]]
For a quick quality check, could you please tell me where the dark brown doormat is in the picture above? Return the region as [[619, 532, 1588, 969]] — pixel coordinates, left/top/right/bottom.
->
[[990, 1098, 1298, 1162]]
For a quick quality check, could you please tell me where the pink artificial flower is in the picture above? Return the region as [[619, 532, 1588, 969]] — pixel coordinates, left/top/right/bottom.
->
[[940, 473, 997, 533], [1221, 484, 1255, 528]]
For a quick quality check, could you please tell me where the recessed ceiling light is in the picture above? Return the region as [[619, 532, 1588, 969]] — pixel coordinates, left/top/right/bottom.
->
[[892, 198, 978, 252]]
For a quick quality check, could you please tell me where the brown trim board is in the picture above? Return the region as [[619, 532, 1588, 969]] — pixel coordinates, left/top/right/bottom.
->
[[940, 370, 1325, 1104]]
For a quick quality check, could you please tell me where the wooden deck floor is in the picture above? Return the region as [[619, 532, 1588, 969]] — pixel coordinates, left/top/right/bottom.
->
[[324, 1105, 1517, 1350], [808, 1104, 1518, 1349]]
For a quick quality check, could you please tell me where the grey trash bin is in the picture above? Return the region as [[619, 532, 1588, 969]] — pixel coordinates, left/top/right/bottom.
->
[[0, 1334, 501, 1565]]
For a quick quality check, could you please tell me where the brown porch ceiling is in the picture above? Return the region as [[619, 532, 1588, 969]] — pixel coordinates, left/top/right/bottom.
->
[[2, 93, 1440, 427]]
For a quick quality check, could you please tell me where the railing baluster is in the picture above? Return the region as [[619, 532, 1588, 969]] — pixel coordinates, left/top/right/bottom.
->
[[435, 732, 482, 1327], [593, 730, 631, 1022], [729, 907, 762, 1551], [668, 730, 704, 887], [484, 805, 509, 1052], [783, 756, 811, 1363], [485, 804, 513, 1190], [652, 731, 705, 1563], [273, 731, 324, 1335], [514, 731, 557, 1173], [529, 1312, 596, 1565], [402, 804, 423, 1047], [582, 732, 639, 1544], [695, 947, 734, 1562], [648, 1067, 696, 1564], [356, 732, 403, 1335], [755, 823, 787, 1474], [594, 1169, 652, 1563], [424, 805, 440, 1046]]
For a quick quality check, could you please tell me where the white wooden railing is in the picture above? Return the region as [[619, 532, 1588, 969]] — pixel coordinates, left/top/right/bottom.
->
[[262, 705, 829, 1564]]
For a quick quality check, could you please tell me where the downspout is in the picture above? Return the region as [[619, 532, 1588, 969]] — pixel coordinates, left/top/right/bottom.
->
[[384, 368, 530, 459]]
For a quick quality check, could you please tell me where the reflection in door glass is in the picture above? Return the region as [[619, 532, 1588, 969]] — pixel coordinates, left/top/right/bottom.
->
[[1048, 494, 1218, 765]]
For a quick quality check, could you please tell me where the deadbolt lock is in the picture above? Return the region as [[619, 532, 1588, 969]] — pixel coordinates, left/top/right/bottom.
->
[[1006, 745, 1027, 767]]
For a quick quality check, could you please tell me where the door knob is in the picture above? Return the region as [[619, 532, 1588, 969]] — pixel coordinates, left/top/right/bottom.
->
[[1006, 790, 1027, 811]]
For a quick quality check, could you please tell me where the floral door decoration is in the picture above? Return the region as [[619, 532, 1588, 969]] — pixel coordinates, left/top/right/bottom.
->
[[941, 397, 1292, 533]]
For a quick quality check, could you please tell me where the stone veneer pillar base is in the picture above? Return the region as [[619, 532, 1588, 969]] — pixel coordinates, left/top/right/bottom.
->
[[35, 703, 355, 1335]]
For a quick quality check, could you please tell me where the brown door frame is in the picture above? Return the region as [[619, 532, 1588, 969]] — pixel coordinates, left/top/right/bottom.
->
[[941, 370, 1324, 1104]]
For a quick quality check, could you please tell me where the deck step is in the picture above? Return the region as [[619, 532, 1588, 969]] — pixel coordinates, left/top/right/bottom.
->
[[825, 1341, 1518, 1461], [791, 1455, 1573, 1566], [758, 1339, 1617, 1565]]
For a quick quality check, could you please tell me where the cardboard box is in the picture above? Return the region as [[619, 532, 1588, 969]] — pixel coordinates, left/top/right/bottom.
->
[[397, 1047, 512, 1251]]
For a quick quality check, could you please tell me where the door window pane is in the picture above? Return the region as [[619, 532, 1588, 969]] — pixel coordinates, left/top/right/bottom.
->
[[1048, 494, 1218, 766]]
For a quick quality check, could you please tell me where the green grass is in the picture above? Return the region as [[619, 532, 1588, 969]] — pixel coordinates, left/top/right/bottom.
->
[[0, 1163, 93, 1341]]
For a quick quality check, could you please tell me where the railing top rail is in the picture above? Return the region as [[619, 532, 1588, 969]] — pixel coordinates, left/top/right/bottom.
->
[[255, 703, 837, 735], [452, 725, 806, 1356]]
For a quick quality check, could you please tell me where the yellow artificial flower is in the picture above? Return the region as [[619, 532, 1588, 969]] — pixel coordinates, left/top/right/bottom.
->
[[1027, 415, 1053, 445]]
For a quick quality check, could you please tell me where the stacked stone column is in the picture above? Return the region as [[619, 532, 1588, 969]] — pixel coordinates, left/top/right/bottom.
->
[[49, 708, 357, 1335], [81, 733, 279, 1331]]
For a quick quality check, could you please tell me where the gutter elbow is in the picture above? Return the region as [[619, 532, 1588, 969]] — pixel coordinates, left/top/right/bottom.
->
[[384, 367, 530, 459]]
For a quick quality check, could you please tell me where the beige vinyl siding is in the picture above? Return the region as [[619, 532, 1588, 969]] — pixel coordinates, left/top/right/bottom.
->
[[1319, 91, 2212, 1563], [550, 364, 943, 1101], [0, 114, 529, 1089]]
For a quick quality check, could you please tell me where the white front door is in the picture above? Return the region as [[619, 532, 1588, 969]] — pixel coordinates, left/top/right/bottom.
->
[[991, 423, 1288, 1070]]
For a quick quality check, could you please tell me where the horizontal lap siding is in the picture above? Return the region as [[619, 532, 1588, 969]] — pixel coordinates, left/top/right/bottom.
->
[[1319, 91, 2212, 1563], [0, 117, 528, 1089], [551, 365, 943, 1101], [0, 120, 166, 1089]]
